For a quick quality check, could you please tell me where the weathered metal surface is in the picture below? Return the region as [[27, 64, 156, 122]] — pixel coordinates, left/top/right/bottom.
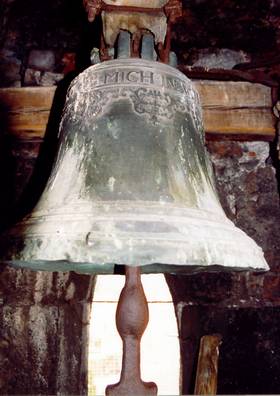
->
[[0, 58, 268, 273]]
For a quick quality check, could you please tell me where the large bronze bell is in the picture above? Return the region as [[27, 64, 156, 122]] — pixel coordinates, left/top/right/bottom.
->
[[0, 58, 268, 273]]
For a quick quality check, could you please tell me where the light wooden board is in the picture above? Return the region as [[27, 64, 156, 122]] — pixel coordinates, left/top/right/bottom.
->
[[195, 80, 275, 139], [0, 87, 55, 140], [0, 81, 275, 140], [196, 80, 272, 108], [194, 334, 222, 395]]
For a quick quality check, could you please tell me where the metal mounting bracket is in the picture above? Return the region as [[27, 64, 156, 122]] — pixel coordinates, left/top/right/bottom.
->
[[83, 0, 182, 62]]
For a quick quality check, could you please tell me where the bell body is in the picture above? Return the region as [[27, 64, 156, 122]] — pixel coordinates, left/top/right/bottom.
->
[[0, 59, 268, 273]]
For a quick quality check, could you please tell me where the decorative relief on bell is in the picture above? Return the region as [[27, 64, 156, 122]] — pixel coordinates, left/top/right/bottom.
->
[[63, 59, 203, 127]]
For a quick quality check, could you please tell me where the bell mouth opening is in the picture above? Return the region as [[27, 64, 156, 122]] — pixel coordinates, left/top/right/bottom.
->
[[5, 258, 268, 275]]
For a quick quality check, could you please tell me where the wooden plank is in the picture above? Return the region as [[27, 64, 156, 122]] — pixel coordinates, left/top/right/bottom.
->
[[195, 80, 275, 139], [204, 108, 275, 135], [195, 80, 273, 108], [3, 111, 51, 138], [194, 334, 222, 396], [0, 87, 55, 140], [0, 82, 275, 140], [0, 87, 55, 111]]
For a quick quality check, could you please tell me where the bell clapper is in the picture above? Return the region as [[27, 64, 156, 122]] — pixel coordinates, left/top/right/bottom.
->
[[105, 266, 158, 396]]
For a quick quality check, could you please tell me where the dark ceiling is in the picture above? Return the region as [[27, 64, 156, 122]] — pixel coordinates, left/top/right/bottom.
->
[[177, 0, 280, 55]]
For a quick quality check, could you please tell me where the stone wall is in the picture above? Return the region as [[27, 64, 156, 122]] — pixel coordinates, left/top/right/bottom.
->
[[0, 268, 94, 394], [0, 0, 99, 88]]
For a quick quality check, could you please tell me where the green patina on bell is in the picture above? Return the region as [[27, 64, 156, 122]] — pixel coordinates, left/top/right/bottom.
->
[[0, 58, 269, 273]]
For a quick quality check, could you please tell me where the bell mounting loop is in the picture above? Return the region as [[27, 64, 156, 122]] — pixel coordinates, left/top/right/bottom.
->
[[83, 0, 182, 62]]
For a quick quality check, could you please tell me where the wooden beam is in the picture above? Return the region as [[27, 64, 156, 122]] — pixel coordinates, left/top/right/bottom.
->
[[0, 81, 275, 141], [194, 334, 222, 395], [195, 80, 275, 139], [0, 87, 55, 140]]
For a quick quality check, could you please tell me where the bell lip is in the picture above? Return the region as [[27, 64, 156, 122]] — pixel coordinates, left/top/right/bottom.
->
[[3, 260, 269, 275], [0, 201, 269, 275]]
